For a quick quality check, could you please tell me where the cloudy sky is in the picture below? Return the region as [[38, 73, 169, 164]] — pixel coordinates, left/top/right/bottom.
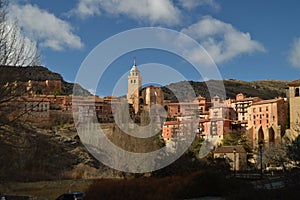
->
[[8, 0, 300, 96]]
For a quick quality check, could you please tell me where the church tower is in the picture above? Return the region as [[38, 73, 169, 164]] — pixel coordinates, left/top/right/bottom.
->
[[288, 79, 300, 139], [127, 58, 142, 113]]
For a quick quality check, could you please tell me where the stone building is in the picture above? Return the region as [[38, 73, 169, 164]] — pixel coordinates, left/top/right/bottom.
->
[[162, 118, 199, 145], [248, 98, 287, 149], [72, 96, 115, 123], [214, 145, 247, 171], [140, 86, 164, 111], [287, 79, 300, 139], [162, 120, 180, 143], [167, 102, 198, 119], [126, 58, 164, 115], [166, 96, 210, 120], [230, 93, 261, 128], [1, 97, 51, 125], [207, 96, 235, 139], [27, 80, 62, 95]]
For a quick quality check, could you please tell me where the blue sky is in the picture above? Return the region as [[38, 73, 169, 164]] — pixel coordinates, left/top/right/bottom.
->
[[8, 0, 300, 97]]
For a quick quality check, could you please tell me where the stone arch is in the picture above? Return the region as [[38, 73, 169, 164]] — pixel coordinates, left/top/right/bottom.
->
[[269, 127, 275, 143], [164, 105, 168, 112], [139, 98, 144, 104], [258, 126, 264, 142]]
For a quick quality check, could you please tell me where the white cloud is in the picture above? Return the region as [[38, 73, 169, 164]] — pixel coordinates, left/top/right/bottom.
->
[[181, 16, 265, 64], [10, 4, 84, 51], [73, 0, 102, 18], [288, 37, 300, 68], [177, 0, 220, 11], [70, 0, 181, 25]]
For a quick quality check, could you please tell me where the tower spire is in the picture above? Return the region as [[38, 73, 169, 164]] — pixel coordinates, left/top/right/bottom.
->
[[134, 57, 136, 66]]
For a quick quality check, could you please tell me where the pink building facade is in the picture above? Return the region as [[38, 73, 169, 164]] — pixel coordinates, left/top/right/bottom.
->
[[230, 93, 262, 128], [162, 120, 180, 143], [207, 96, 235, 138], [248, 98, 287, 149]]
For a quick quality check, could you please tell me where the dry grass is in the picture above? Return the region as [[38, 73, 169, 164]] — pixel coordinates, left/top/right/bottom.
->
[[85, 176, 189, 200], [0, 179, 93, 200], [84, 170, 239, 200]]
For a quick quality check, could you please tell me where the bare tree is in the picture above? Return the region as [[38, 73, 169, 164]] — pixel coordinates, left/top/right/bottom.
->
[[0, 0, 39, 66], [0, 0, 41, 126], [263, 142, 289, 172]]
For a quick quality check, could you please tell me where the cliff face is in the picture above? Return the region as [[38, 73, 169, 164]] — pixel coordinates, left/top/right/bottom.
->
[[0, 65, 90, 96]]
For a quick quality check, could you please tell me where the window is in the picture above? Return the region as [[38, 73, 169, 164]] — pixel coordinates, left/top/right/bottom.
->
[[134, 80, 136, 83], [259, 107, 262, 112], [296, 88, 300, 97], [214, 111, 218, 116], [266, 106, 269, 111], [253, 108, 256, 113]]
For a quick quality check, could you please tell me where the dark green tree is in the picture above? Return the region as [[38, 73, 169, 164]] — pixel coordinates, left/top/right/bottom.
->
[[188, 136, 204, 158], [222, 132, 251, 153]]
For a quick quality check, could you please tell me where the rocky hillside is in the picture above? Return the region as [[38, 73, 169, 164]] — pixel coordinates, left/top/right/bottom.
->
[[0, 123, 119, 182], [162, 79, 288, 101], [0, 122, 164, 182], [0, 65, 90, 96]]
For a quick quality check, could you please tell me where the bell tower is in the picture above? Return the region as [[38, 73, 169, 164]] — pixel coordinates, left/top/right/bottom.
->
[[127, 58, 142, 113]]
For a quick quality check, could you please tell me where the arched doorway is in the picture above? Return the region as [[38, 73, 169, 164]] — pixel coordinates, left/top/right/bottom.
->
[[139, 98, 144, 104], [258, 127, 264, 142], [269, 127, 275, 143]]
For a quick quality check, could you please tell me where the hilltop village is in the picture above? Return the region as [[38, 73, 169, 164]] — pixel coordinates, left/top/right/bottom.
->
[[123, 60, 299, 154], [1, 61, 300, 170]]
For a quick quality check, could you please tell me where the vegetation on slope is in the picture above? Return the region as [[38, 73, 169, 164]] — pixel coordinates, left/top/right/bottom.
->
[[0, 123, 115, 182], [0, 65, 90, 96], [162, 79, 288, 101]]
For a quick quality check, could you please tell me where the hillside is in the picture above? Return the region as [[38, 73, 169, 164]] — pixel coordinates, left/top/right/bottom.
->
[[162, 79, 288, 101], [0, 66, 289, 100], [0, 123, 118, 182], [0, 65, 90, 96]]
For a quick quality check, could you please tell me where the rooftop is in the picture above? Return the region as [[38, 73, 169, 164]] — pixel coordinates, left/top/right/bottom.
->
[[214, 145, 246, 154], [252, 97, 285, 105]]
